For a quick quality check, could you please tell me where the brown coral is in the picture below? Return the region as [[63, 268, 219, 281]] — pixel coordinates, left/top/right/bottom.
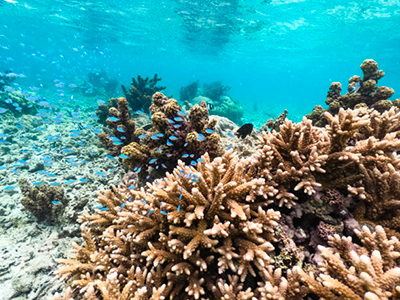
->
[[56, 151, 282, 299], [295, 225, 400, 299]]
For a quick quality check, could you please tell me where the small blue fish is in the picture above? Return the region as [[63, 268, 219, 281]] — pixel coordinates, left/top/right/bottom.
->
[[167, 154, 172, 157], [64, 179, 76, 184], [150, 135, 159, 140], [190, 161, 198, 166], [182, 154, 189, 158], [4, 185, 17, 190], [227, 132, 234, 137], [110, 136, 120, 142], [156, 148, 162, 153], [149, 158, 157, 164], [177, 205, 181, 211], [79, 178, 88, 182], [184, 143, 188, 147], [105, 155, 116, 160], [197, 158, 204, 162], [52, 200, 62, 205], [167, 119, 175, 123], [161, 211, 167, 215], [113, 141, 123, 145], [137, 167, 141, 172], [161, 163, 167, 168], [119, 154, 130, 159], [120, 203, 126, 208], [116, 127, 125, 133], [138, 134, 148, 139], [135, 110, 145, 114], [166, 140, 173, 146], [17, 159, 28, 164], [93, 129, 102, 134], [108, 116, 120, 122], [197, 133, 206, 141], [33, 182, 43, 185], [177, 111, 186, 116], [174, 117, 184, 122], [156, 133, 164, 137], [169, 136, 178, 141], [50, 182, 60, 186], [174, 124, 182, 128], [148, 209, 154, 215], [128, 184, 136, 189], [205, 129, 214, 134], [62, 149, 73, 153], [95, 171, 107, 176], [226, 145, 233, 150]]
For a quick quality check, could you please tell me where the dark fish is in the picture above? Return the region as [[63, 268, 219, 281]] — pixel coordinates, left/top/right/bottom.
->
[[207, 103, 214, 110], [142, 124, 152, 131], [235, 123, 253, 139]]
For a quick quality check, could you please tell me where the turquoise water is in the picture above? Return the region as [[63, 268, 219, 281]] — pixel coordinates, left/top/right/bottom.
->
[[1, 0, 400, 125]]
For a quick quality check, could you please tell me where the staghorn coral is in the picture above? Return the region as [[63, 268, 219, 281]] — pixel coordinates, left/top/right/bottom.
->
[[295, 225, 400, 299], [56, 150, 286, 299], [19, 178, 67, 223], [121, 74, 166, 113], [307, 59, 398, 127], [180, 80, 199, 102], [252, 107, 400, 211]]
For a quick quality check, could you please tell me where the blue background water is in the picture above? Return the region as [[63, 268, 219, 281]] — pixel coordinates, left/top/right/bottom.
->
[[1, 0, 400, 125]]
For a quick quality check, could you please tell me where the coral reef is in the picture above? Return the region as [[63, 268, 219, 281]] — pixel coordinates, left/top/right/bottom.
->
[[95, 97, 118, 125], [261, 109, 288, 132], [180, 80, 199, 102], [307, 59, 399, 126], [121, 74, 166, 113], [99, 92, 223, 182], [56, 151, 285, 299], [295, 225, 400, 299], [0, 70, 16, 91], [19, 178, 67, 223], [202, 81, 230, 102]]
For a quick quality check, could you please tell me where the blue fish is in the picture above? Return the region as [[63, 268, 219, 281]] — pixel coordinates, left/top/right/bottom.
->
[[138, 134, 148, 139], [4, 185, 17, 190], [166, 140, 173, 146], [169, 136, 178, 141], [177, 111, 186, 116], [33, 182, 43, 185], [93, 129, 102, 134], [105, 155, 116, 160], [52, 200, 62, 205], [128, 184, 136, 189], [156, 133, 164, 137], [119, 154, 130, 159], [150, 135, 159, 140], [113, 141, 123, 145], [18, 159, 28, 164], [182, 154, 189, 158], [174, 124, 181, 128], [197, 133, 206, 141], [64, 179, 76, 184], [161, 211, 167, 215], [227, 132, 234, 137], [177, 205, 181, 211], [135, 110, 145, 114], [149, 158, 157, 164], [116, 127, 125, 133], [167, 119, 175, 123], [226, 145, 233, 150], [174, 117, 184, 122], [108, 116, 120, 122], [205, 129, 214, 134], [50, 182, 60, 186], [79, 178, 89, 182]]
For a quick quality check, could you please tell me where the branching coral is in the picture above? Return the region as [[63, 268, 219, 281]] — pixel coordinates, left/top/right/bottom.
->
[[252, 107, 400, 213], [121, 74, 166, 113], [295, 225, 400, 299], [56, 151, 284, 299]]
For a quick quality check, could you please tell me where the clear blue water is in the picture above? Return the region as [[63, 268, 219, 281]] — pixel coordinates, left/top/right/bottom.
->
[[1, 0, 400, 124]]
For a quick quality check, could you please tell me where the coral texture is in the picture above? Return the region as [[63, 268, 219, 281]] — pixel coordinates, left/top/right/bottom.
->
[[295, 225, 400, 299], [121, 74, 166, 113], [19, 178, 67, 223], [56, 151, 285, 299], [307, 59, 399, 126], [106, 92, 223, 182]]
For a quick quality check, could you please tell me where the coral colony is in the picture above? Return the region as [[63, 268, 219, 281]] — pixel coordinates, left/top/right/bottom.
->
[[49, 60, 400, 299]]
